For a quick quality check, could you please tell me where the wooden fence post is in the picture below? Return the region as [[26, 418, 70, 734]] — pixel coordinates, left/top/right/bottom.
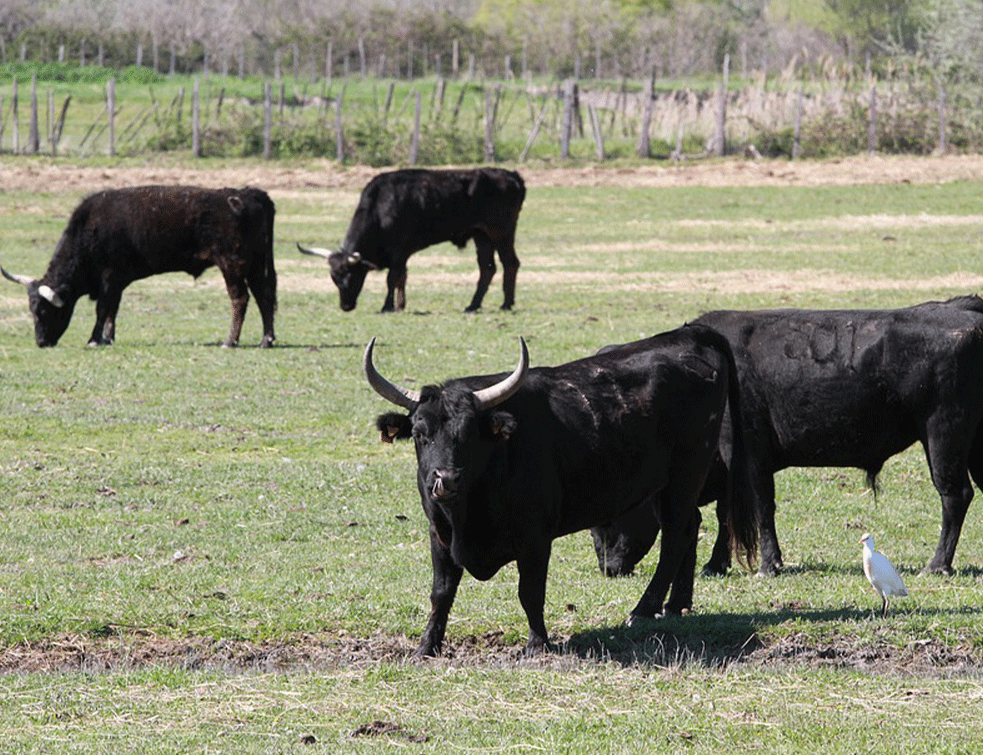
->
[[52, 95, 70, 155], [192, 76, 201, 157], [106, 77, 115, 156], [793, 85, 804, 159], [519, 96, 549, 162], [636, 74, 653, 158], [713, 53, 729, 157], [868, 82, 877, 154], [588, 103, 604, 160], [12, 76, 19, 154], [484, 87, 495, 162], [560, 79, 575, 159], [410, 91, 422, 165], [29, 72, 39, 154], [335, 97, 344, 163], [937, 82, 947, 155], [263, 82, 272, 159]]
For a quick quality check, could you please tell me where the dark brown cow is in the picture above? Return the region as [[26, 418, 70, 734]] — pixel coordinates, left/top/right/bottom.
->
[[298, 167, 524, 312], [2, 185, 276, 347]]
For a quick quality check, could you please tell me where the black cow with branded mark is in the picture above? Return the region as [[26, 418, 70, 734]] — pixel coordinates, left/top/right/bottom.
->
[[592, 296, 983, 579], [2, 185, 277, 347], [364, 325, 759, 657], [298, 167, 524, 313]]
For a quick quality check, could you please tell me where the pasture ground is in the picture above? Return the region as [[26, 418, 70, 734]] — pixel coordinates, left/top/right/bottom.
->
[[2, 153, 983, 752]]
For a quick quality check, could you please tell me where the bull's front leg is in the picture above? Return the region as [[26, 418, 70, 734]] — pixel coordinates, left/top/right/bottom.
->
[[702, 497, 732, 576], [416, 529, 464, 657], [89, 290, 122, 346], [382, 266, 408, 312], [516, 544, 552, 655]]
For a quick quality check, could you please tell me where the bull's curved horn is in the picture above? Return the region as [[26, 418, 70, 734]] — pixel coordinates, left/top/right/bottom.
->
[[38, 285, 65, 308], [296, 242, 332, 259], [472, 337, 529, 411], [363, 337, 422, 410], [1, 264, 35, 287]]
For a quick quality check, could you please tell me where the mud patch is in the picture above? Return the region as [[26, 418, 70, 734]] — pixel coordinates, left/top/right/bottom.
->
[[2, 629, 980, 678]]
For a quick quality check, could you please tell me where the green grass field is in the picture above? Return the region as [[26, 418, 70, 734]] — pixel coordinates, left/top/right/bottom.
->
[[2, 155, 983, 752]]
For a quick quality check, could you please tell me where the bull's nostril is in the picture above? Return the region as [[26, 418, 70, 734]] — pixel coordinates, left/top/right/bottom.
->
[[431, 470, 458, 499]]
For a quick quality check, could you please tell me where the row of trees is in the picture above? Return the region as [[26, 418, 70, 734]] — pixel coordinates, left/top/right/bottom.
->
[[0, 0, 978, 85]]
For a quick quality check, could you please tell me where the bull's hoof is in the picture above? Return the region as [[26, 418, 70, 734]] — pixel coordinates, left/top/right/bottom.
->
[[757, 561, 782, 577], [922, 563, 954, 576], [87, 339, 112, 347], [221, 341, 239, 349], [701, 562, 729, 577], [625, 612, 663, 627], [521, 639, 552, 656], [463, 305, 480, 313], [258, 337, 275, 348]]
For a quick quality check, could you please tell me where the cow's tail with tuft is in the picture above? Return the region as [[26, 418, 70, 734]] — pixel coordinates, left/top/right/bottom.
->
[[718, 334, 759, 570]]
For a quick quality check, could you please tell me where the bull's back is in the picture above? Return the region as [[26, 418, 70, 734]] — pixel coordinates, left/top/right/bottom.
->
[[696, 306, 983, 469], [77, 186, 265, 278]]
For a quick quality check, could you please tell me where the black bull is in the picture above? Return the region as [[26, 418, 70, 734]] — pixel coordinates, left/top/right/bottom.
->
[[298, 167, 524, 313], [1, 185, 277, 347], [365, 325, 759, 656], [592, 297, 983, 579]]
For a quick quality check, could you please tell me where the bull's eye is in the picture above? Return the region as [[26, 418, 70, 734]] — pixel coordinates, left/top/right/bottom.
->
[[412, 429, 429, 447]]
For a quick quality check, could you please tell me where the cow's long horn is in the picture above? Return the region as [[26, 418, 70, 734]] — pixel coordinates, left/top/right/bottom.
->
[[363, 337, 422, 410], [473, 337, 529, 411], [1, 264, 34, 287], [296, 242, 332, 259]]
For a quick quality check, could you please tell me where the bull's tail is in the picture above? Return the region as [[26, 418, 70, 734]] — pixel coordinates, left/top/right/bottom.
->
[[244, 187, 277, 313], [262, 192, 277, 313], [719, 335, 759, 569]]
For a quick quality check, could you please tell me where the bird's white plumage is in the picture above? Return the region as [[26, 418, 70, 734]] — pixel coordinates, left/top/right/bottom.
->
[[860, 533, 908, 616]]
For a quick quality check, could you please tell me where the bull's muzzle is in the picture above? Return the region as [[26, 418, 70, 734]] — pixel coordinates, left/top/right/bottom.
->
[[430, 469, 459, 500]]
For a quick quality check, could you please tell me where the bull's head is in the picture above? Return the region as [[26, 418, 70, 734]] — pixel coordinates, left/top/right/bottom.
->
[[365, 337, 528, 507], [296, 243, 377, 311], [1, 264, 74, 347]]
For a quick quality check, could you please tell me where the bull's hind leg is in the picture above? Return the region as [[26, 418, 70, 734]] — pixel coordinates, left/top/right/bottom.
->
[[246, 267, 276, 347], [465, 232, 497, 312], [666, 508, 701, 614], [630, 476, 702, 620], [220, 272, 249, 347], [496, 235, 520, 311], [922, 419, 975, 574]]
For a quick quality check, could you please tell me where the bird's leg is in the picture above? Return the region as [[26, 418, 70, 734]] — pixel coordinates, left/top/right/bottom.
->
[[881, 597, 888, 617]]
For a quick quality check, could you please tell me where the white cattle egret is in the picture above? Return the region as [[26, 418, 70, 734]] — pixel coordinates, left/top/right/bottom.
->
[[860, 533, 908, 616]]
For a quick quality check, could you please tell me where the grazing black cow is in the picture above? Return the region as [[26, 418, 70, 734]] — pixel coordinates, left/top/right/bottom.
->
[[1, 185, 277, 347], [297, 167, 524, 313], [365, 325, 759, 656], [592, 297, 983, 578]]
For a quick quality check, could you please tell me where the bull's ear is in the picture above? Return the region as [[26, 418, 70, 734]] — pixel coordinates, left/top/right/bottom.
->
[[483, 410, 517, 441], [376, 413, 412, 443]]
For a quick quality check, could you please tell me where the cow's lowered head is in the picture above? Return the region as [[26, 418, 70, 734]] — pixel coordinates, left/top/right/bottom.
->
[[296, 243, 377, 311], [1, 264, 75, 347], [365, 337, 527, 507]]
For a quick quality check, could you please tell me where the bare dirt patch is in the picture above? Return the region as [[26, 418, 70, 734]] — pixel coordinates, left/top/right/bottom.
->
[[3, 628, 980, 678], [2, 153, 983, 196]]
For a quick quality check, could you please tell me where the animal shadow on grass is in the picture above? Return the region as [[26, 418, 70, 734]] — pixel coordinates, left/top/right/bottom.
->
[[562, 599, 983, 670]]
